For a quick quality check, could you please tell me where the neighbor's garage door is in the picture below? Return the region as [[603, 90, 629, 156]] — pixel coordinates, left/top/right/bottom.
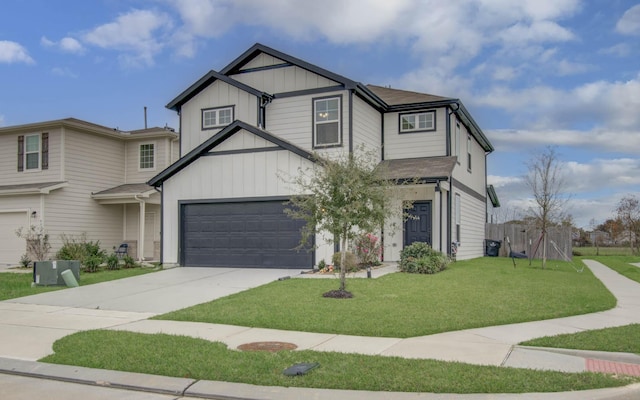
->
[[181, 201, 312, 268], [0, 212, 28, 266]]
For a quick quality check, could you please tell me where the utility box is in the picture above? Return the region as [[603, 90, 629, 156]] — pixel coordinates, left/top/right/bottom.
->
[[34, 261, 81, 286]]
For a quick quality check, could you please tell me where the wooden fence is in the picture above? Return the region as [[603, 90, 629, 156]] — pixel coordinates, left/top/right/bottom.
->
[[485, 223, 573, 261]]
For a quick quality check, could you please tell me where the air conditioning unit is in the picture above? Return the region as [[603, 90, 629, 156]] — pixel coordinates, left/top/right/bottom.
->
[[34, 261, 80, 286]]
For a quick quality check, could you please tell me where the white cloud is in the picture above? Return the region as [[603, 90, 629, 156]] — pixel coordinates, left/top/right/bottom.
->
[[41, 36, 84, 54], [82, 9, 172, 67], [0, 40, 34, 64], [51, 67, 78, 78], [599, 43, 631, 57], [616, 4, 640, 35]]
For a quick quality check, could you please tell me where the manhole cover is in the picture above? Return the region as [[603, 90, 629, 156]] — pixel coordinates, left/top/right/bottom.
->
[[237, 341, 298, 352]]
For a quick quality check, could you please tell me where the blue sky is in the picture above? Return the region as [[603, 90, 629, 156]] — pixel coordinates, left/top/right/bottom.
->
[[1, 0, 639, 229]]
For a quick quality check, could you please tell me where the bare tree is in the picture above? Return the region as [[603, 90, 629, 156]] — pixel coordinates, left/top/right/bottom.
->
[[615, 194, 640, 254], [525, 146, 570, 268]]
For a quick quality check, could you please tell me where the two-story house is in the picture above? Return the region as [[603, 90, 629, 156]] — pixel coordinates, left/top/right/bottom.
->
[[149, 43, 496, 268], [0, 118, 179, 266]]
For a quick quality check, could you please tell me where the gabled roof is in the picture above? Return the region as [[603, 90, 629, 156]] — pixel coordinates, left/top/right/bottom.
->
[[148, 120, 314, 187], [166, 70, 269, 111], [92, 183, 156, 198], [367, 85, 453, 106]]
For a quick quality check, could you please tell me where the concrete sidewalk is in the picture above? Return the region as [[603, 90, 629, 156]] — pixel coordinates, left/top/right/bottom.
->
[[1, 260, 640, 398]]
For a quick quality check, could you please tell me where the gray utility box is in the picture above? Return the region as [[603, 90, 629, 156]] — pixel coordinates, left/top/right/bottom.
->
[[34, 261, 80, 286]]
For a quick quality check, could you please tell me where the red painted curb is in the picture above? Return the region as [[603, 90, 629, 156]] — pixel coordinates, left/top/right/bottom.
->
[[586, 358, 640, 376]]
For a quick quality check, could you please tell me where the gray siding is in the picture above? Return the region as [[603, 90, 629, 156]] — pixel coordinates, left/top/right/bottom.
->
[[0, 128, 62, 185], [383, 108, 447, 160], [231, 65, 338, 94], [352, 95, 381, 156]]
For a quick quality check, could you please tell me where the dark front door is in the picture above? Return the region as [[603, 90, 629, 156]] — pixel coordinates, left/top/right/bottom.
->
[[404, 201, 432, 246]]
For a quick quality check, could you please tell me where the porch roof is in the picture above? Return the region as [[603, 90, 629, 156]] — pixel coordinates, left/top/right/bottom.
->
[[379, 156, 457, 182], [0, 181, 67, 196], [91, 183, 159, 204]]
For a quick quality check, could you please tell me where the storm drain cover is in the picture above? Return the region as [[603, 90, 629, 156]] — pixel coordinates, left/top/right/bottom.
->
[[237, 341, 298, 352]]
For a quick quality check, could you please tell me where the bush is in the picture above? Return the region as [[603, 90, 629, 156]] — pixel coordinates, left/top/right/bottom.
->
[[15, 224, 51, 261], [56, 233, 106, 265], [122, 255, 136, 269], [19, 253, 32, 268], [332, 251, 358, 272], [399, 242, 450, 274], [83, 255, 103, 273], [105, 253, 120, 270], [354, 233, 382, 267]]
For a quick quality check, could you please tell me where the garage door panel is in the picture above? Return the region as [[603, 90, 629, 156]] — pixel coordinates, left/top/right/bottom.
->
[[182, 201, 312, 268], [0, 212, 28, 266]]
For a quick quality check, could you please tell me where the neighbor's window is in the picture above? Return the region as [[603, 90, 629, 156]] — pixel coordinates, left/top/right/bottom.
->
[[313, 96, 341, 147], [25, 134, 41, 170], [455, 193, 461, 243], [139, 143, 155, 170], [400, 111, 435, 133], [455, 122, 461, 160], [202, 106, 234, 129], [467, 135, 472, 172]]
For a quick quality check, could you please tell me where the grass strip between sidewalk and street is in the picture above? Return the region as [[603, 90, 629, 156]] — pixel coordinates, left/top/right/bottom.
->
[[155, 257, 616, 338], [40, 330, 640, 394], [521, 324, 640, 354], [0, 267, 157, 301]]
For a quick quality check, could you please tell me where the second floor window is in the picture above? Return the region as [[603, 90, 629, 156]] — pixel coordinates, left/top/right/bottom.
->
[[313, 96, 341, 147], [139, 143, 155, 169], [467, 135, 472, 172], [25, 134, 41, 170], [400, 111, 435, 133], [202, 106, 234, 129]]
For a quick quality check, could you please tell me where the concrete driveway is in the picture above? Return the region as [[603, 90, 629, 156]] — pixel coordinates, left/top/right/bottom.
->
[[0, 267, 303, 360]]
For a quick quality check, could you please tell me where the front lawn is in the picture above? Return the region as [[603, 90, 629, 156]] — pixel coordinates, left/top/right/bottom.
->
[[521, 324, 640, 354], [40, 330, 638, 394], [156, 257, 616, 338], [0, 266, 157, 301]]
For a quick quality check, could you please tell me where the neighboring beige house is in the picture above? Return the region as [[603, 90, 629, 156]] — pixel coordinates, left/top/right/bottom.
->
[[149, 43, 497, 268], [0, 118, 179, 266]]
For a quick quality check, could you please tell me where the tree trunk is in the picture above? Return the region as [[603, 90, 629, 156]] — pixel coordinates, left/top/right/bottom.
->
[[339, 232, 347, 292], [541, 230, 547, 269]]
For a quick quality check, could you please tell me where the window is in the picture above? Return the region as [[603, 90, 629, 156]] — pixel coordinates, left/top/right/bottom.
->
[[313, 96, 341, 147], [467, 135, 472, 172], [25, 134, 40, 170], [139, 143, 155, 170], [18, 133, 48, 172], [455, 122, 461, 161], [454, 193, 461, 243], [399, 111, 435, 133], [202, 106, 234, 129]]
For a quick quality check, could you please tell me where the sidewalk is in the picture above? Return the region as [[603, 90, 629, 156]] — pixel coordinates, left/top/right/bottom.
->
[[1, 259, 640, 399]]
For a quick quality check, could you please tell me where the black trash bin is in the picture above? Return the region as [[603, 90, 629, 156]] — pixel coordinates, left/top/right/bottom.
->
[[485, 239, 502, 257]]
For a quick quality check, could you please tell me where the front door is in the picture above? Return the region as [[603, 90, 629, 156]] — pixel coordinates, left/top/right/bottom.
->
[[404, 201, 432, 246]]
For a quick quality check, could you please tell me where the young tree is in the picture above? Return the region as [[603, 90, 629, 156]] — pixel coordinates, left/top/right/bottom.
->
[[525, 146, 570, 268], [615, 194, 640, 254], [284, 147, 409, 296]]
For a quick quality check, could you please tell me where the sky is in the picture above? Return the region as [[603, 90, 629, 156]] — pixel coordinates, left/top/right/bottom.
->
[[1, 0, 639, 229]]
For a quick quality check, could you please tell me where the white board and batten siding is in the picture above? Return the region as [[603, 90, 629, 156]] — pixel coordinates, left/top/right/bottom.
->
[[231, 63, 339, 94], [180, 80, 259, 155], [383, 108, 447, 160], [161, 131, 333, 265], [44, 128, 125, 254]]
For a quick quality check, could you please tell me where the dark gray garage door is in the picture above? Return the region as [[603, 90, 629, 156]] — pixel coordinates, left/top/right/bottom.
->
[[181, 201, 312, 268]]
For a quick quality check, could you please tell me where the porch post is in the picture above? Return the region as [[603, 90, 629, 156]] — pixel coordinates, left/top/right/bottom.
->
[[138, 199, 146, 262]]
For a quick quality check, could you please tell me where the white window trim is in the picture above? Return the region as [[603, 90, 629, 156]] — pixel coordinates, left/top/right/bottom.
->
[[139, 142, 156, 171], [24, 133, 41, 172], [467, 135, 472, 172], [399, 110, 436, 133], [313, 96, 342, 148], [202, 105, 234, 130]]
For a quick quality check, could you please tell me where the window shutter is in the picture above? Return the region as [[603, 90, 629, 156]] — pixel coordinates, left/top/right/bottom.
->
[[41, 132, 49, 170], [17, 135, 24, 172]]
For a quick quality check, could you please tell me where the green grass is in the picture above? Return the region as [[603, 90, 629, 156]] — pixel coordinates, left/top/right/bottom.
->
[[574, 247, 636, 256], [155, 257, 616, 338], [0, 266, 157, 301], [521, 324, 640, 354], [40, 330, 638, 394], [584, 256, 640, 284]]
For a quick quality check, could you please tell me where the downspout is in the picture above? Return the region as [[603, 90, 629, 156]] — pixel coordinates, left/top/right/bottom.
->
[[134, 194, 146, 262], [154, 187, 163, 265], [447, 177, 452, 257], [438, 181, 443, 253]]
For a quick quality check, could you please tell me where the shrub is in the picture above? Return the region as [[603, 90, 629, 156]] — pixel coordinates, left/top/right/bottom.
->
[[399, 242, 449, 274], [354, 233, 382, 267], [105, 253, 120, 270], [15, 224, 51, 261], [19, 253, 32, 268], [83, 255, 103, 273], [122, 255, 136, 269], [332, 251, 358, 272], [56, 233, 106, 265]]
